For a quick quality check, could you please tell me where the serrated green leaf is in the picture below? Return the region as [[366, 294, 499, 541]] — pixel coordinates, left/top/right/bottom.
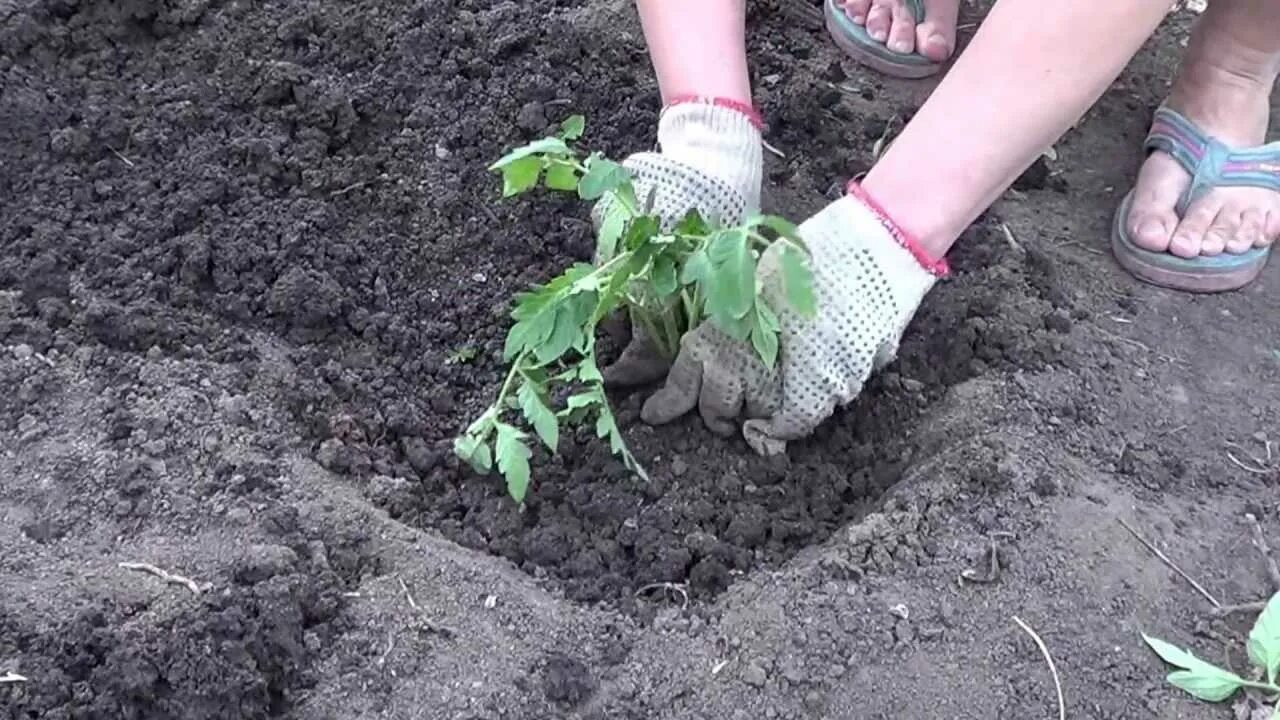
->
[[494, 423, 532, 503], [489, 137, 572, 170], [504, 308, 556, 361], [750, 316, 779, 369], [454, 435, 493, 474], [565, 392, 598, 410], [750, 214, 804, 244], [705, 229, 755, 321], [559, 114, 585, 140], [596, 202, 627, 262], [544, 162, 579, 192], [715, 311, 754, 342], [681, 249, 710, 286], [517, 383, 558, 452], [652, 256, 678, 296], [674, 208, 711, 237], [578, 361, 604, 384], [579, 156, 631, 200], [781, 244, 817, 318], [1143, 634, 1246, 702], [1165, 670, 1243, 703], [499, 156, 541, 197], [1247, 592, 1280, 683], [623, 215, 660, 253], [535, 306, 580, 365]]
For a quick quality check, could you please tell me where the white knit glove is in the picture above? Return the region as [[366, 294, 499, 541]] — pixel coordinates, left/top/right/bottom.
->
[[641, 188, 948, 455], [592, 101, 763, 386]]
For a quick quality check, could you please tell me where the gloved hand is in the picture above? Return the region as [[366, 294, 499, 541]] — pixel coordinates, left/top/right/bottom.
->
[[640, 183, 950, 455], [591, 99, 763, 387]]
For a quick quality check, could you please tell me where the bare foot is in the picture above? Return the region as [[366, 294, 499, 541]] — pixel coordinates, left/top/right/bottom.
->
[[1126, 4, 1280, 258], [838, 0, 960, 62]]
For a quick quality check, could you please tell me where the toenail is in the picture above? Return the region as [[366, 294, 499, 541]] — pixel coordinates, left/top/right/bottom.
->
[[1136, 217, 1168, 242], [870, 28, 886, 40], [889, 38, 911, 52]]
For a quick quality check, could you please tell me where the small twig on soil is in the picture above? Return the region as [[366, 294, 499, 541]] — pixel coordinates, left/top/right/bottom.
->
[[118, 561, 204, 595], [329, 180, 370, 197], [635, 582, 689, 610], [398, 576, 420, 612], [1210, 600, 1268, 618], [1000, 223, 1023, 253], [1226, 442, 1274, 475], [761, 138, 786, 159], [0, 672, 28, 683], [109, 147, 136, 168], [1118, 518, 1222, 608], [1013, 616, 1066, 720], [1247, 513, 1280, 590]]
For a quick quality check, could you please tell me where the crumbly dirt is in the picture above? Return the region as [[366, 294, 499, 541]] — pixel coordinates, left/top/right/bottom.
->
[[2, 0, 1278, 718]]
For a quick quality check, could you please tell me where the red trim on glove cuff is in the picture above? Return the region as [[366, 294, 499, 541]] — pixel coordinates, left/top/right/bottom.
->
[[846, 180, 951, 278], [665, 94, 766, 131]]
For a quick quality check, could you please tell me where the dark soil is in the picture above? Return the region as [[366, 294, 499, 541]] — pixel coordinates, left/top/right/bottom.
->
[[3, 0, 1278, 718]]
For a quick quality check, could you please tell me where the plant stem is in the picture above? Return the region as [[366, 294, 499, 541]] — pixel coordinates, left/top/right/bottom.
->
[[633, 309, 673, 361], [658, 304, 682, 360], [490, 352, 528, 419]]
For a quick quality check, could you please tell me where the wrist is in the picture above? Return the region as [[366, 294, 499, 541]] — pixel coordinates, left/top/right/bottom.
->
[[845, 181, 950, 278]]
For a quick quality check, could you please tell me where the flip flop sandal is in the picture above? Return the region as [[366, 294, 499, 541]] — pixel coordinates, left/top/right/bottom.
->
[[824, 0, 941, 79], [1112, 106, 1275, 293]]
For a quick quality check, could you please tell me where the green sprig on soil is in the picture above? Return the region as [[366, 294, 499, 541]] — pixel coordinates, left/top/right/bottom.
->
[[454, 115, 816, 503], [1143, 592, 1280, 716]]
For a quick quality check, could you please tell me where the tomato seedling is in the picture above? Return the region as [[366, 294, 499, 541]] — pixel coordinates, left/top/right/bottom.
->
[[1143, 591, 1280, 715], [454, 115, 816, 503]]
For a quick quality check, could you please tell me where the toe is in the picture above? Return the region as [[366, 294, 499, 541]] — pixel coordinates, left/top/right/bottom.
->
[[843, 0, 871, 23], [1168, 202, 1219, 258], [865, 0, 893, 42], [1229, 208, 1262, 254], [1263, 210, 1280, 248], [886, 1, 916, 54], [915, 0, 959, 61], [1200, 210, 1235, 256], [1126, 153, 1189, 252]]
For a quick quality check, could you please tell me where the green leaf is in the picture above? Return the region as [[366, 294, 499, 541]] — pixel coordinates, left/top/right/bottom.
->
[[579, 156, 631, 200], [622, 215, 660, 253], [705, 229, 755, 321], [750, 214, 807, 248], [578, 360, 604, 384], [504, 308, 556, 361], [596, 202, 627, 262], [494, 423, 532, 503], [535, 306, 581, 365], [781, 244, 817, 318], [750, 303, 780, 368], [1143, 634, 1245, 702], [681, 249, 710, 286], [1165, 671, 1243, 703], [544, 162, 579, 192], [499, 156, 541, 197], [489, 137, 572, 170], [716, 311, 754, 342], [674, 208, 711, 237], [652, 256, 678, 296], [517, 383, 559, 452], [559, 114, 585, 140], [454, 434, 492, 474], [1247, 592, 1280, 684]]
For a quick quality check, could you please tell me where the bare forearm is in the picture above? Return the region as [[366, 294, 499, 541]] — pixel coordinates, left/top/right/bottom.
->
[[636, 0, 753, 103], [864, 0, 1173, 257]]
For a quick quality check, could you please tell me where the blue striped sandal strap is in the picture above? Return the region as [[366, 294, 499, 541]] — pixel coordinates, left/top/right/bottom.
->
[[1145, 106, 1280, 215]]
